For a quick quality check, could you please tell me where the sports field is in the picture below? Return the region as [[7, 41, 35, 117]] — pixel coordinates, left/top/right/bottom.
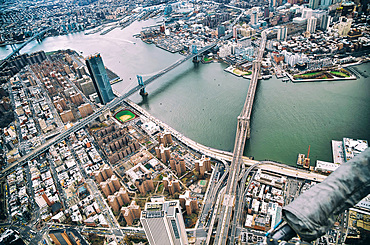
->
[[114, 110, 137, 123]]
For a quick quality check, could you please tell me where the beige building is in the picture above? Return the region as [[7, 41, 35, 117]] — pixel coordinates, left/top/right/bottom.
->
[[135, 174, 154, 195], [121, 201, 141, 226], [163, 175, 181, 195], [78, 103, 93, 118], [169, 154, 186, 177], [195, 155, 212, 177], [155, 144, 171, 163], [179, 190, 198, 215]]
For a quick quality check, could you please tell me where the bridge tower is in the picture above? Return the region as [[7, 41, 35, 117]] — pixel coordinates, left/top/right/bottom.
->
[[10, 44, 16, 52], [137, 75, 148, 96], [192, 45, 200, 63]]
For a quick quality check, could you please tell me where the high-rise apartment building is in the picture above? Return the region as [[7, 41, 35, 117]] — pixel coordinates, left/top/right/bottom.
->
[[60, 110, 74, 123], [78, 103, 93, 118], [195, 155, 212, 177], [336, 17, 353, 37], [163, 175, 181, 195], [141, 198, 189, 245], [179, 190, 198, 215], [121, 201, 141, 226], [155, 144, 171, 163], [108, 188, 130, 212], [169, 154, 186, 177], [85, 54, 115, 105], [320, 14, 332, 31], [277, 26, 287, 41], [309, 0, 320, 9], [100, 174, 121, 197], [307, 17, 317, 34], [94, 164, 113, 183], [157, 131, 173, 147], [135, 174, 154, 195]]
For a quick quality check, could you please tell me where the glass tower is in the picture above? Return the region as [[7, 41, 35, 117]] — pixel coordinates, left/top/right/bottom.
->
[[85, 53, 115, 105]]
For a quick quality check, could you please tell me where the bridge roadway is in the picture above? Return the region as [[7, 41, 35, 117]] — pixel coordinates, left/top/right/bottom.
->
[[1, 28, 50, 65], [214, 29, 267, 245], [140, 43, 216, 85], [0, 43, 216, 178]]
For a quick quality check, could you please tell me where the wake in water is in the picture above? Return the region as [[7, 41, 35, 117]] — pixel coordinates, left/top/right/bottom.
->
[[106, 36, 136, 45]]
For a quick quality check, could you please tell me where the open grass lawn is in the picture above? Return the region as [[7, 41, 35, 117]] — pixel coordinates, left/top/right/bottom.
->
[[330, 71, 350, 77], [301, 71, 322, 76]]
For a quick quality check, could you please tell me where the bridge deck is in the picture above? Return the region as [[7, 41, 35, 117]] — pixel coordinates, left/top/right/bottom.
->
[[215, 30, 267, 245]]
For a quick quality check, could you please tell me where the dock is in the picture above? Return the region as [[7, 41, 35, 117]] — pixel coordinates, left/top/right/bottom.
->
[[100, 25, 118, 35]]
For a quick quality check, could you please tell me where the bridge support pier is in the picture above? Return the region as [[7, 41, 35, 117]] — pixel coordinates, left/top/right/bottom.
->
[[10, 44, 17, 52], [137, 75, 148, 96], [192, 56, 200, 63], [191, 44, 200, 63]]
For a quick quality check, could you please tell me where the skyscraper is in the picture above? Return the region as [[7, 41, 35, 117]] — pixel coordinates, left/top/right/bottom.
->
[[320, 14, 332, 31], [218, 25, 225, 38], [277, 26, 287, 41], [251, 11, 258, 25], [309, 0, 320, 10], [269, 0, 277, 10], [85, 53, 115, 105], [141, 198, 188, 245], [307, 17, 317, 34], [321, 0, 332, 8]]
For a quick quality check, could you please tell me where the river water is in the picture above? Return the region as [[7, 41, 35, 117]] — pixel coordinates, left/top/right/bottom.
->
[[1, 19, 369, 166]]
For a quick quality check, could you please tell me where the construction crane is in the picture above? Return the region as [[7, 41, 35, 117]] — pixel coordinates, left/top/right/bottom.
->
[[303, 145, 310, 169]]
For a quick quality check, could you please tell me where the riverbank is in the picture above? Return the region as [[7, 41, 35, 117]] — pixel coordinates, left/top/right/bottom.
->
[[286, 67, 357, 82], [285, 59, 369, 82], [224, 66, 252, 79], [287, 72, 357, 83], [124, 98, 326, 182]]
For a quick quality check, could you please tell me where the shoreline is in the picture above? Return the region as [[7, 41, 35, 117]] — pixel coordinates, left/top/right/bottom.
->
[[287, 72, 357, 83], [285, 60, 367, 83], [122, 98, 326, 182], [224, 65, 252, 79]]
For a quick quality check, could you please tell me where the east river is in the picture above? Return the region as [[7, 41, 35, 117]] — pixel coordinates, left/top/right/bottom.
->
[[1, 19, 369, 166]]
